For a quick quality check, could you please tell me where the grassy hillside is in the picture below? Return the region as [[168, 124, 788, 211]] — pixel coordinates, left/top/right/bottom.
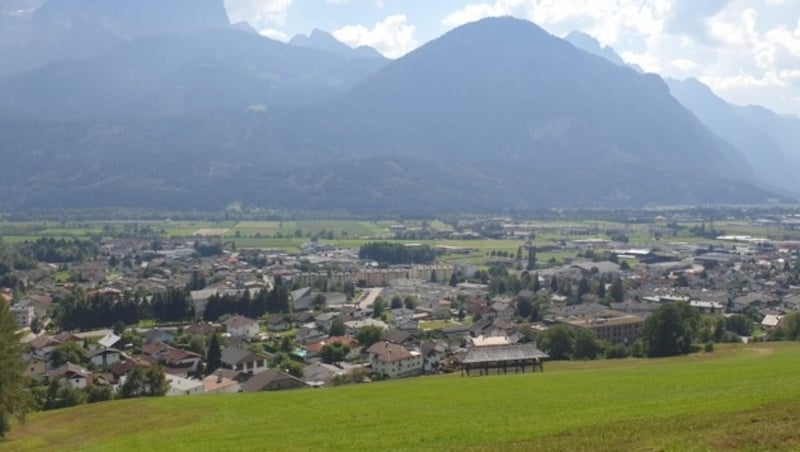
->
[[7, 344, 800, 451]]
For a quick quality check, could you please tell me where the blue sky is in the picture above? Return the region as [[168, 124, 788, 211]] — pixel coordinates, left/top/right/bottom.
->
[[224, 0, 800, 115]]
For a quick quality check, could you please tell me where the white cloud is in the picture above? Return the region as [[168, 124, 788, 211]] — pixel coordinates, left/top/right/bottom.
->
[[671, 58, 699, 72], [441, 0, 670, 46], [333, 14, 417, 59], [259, 28, 289, 42], [224, 0, 293, 27]]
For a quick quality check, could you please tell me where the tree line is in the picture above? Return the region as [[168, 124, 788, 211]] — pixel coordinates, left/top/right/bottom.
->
[[358, 242, 436, 265], [55, 288, 196, 331], [202, 284, 290, 322]]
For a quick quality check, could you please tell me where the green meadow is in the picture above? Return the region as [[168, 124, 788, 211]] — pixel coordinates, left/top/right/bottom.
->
[[7, 343, 800, 451]]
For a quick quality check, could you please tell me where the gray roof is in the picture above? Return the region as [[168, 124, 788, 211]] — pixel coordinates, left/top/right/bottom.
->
[[461, 344, 548, 364], [221, 347, 258, 366], [241, 368, 306, 392]]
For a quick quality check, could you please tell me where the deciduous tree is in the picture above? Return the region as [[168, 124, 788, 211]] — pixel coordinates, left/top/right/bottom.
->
[[0, 301, 27, 437]]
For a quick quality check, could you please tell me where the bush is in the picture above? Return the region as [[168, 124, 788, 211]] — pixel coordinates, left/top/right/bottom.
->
[[704, 342, 714, 353], [605, 344, 630, 359]]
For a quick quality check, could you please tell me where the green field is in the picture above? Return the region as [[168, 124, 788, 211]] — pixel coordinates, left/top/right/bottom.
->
[[7, 343, 800, 451]]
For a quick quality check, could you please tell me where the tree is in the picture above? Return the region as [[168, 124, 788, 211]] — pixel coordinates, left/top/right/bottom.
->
[[356, 326, 383, 349], [403, 296, 419, 310], [610, 278, 625, 303], [87, 385, 113, 404], [312, 294, 327, 311], [120, 367, 146, 398], [596, 281, 607, 299], [0, 300, 27, 437], [206, 333, 222, 373], [573, 329, 602, 360], [144, 366, 168, 396], [372, 298, 386, 319], [49, 342, 86, 368], [725, 314, 753, 337], [537, 325, 574, 360], [275, 358, 303, 378], [526, 245, 536, 271], [516, 296, 534, 319], [641, 301, 699, 357], [320, 342, 350, 364], [329, 319, 346, 337], [121, 366, 168, 398], [390, 295, 403, 310], [448, 272, 458, 287], [577, 278, 590, 298], [775, 312, 800, 341]]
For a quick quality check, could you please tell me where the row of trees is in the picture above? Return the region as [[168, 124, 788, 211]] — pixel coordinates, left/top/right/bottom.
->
[[16, 237, 99, 263], [202, 284, 291, 321], [54, 280, 297, 331], [56, 288, 196, 331], [358, 242, 436, 265]]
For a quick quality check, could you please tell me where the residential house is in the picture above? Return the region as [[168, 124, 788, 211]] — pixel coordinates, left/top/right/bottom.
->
[[144, 328, 176, 345], [97, 333, 122, 349], [344, 318, 388, 336], [140, 342, 202, 375], [488, 300, 515, 322], [89, 348, 122, 368], [383, 329, 413, 346], [366, 341, 423, 379], [296, 327, 328, 345], [302, 362, 347, 387], [266, 314, 291, 332], [185, 323, 216, 337], [29, 335, 62, 357], [202, 371, 242, 394], [291, 287, 313, 312], [471, 335, 511, 347], [11, 300, 35, 328], [241, 369, 307, 392], [421, 341, 446, 374], [762, 314, 783, 331], [224, 315, 260, 339], [220, 346, 268, 376], [50, 362, 91, 389], [166, 375, 206, 396], [23, 353, 48, 381], [305, 336, 361, 359], [442, 325, 471, 340], [314, 312, 339, 333], [109, 356, 152, 384], [54, 331, 83, 344]]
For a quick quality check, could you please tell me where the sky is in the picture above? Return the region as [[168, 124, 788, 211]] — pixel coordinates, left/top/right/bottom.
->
[[223, 0, 800, 116]]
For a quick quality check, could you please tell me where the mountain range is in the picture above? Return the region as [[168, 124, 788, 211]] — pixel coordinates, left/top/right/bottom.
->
[[0, 1, 791, 213], [566, 31, 800, 196]]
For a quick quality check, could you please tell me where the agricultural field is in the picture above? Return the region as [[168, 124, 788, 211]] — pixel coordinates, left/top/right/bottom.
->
[[6, 343, 800, 451], [3, 217, 798, 267]]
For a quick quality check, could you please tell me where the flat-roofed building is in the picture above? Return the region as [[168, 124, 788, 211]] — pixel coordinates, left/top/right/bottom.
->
[[560, 311, 644, 345]]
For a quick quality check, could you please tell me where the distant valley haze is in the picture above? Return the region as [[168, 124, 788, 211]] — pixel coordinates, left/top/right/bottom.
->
[[0, 0, 798, 213]]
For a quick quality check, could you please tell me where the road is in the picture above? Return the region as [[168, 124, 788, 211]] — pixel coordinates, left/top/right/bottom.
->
[[358, 287, 383, 310]]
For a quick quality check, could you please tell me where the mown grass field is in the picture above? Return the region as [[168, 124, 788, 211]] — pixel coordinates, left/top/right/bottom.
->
[[6, 343, 800, 451]]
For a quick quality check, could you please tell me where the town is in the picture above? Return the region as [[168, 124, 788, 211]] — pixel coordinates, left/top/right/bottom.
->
[[3, 211, 800, 408]]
